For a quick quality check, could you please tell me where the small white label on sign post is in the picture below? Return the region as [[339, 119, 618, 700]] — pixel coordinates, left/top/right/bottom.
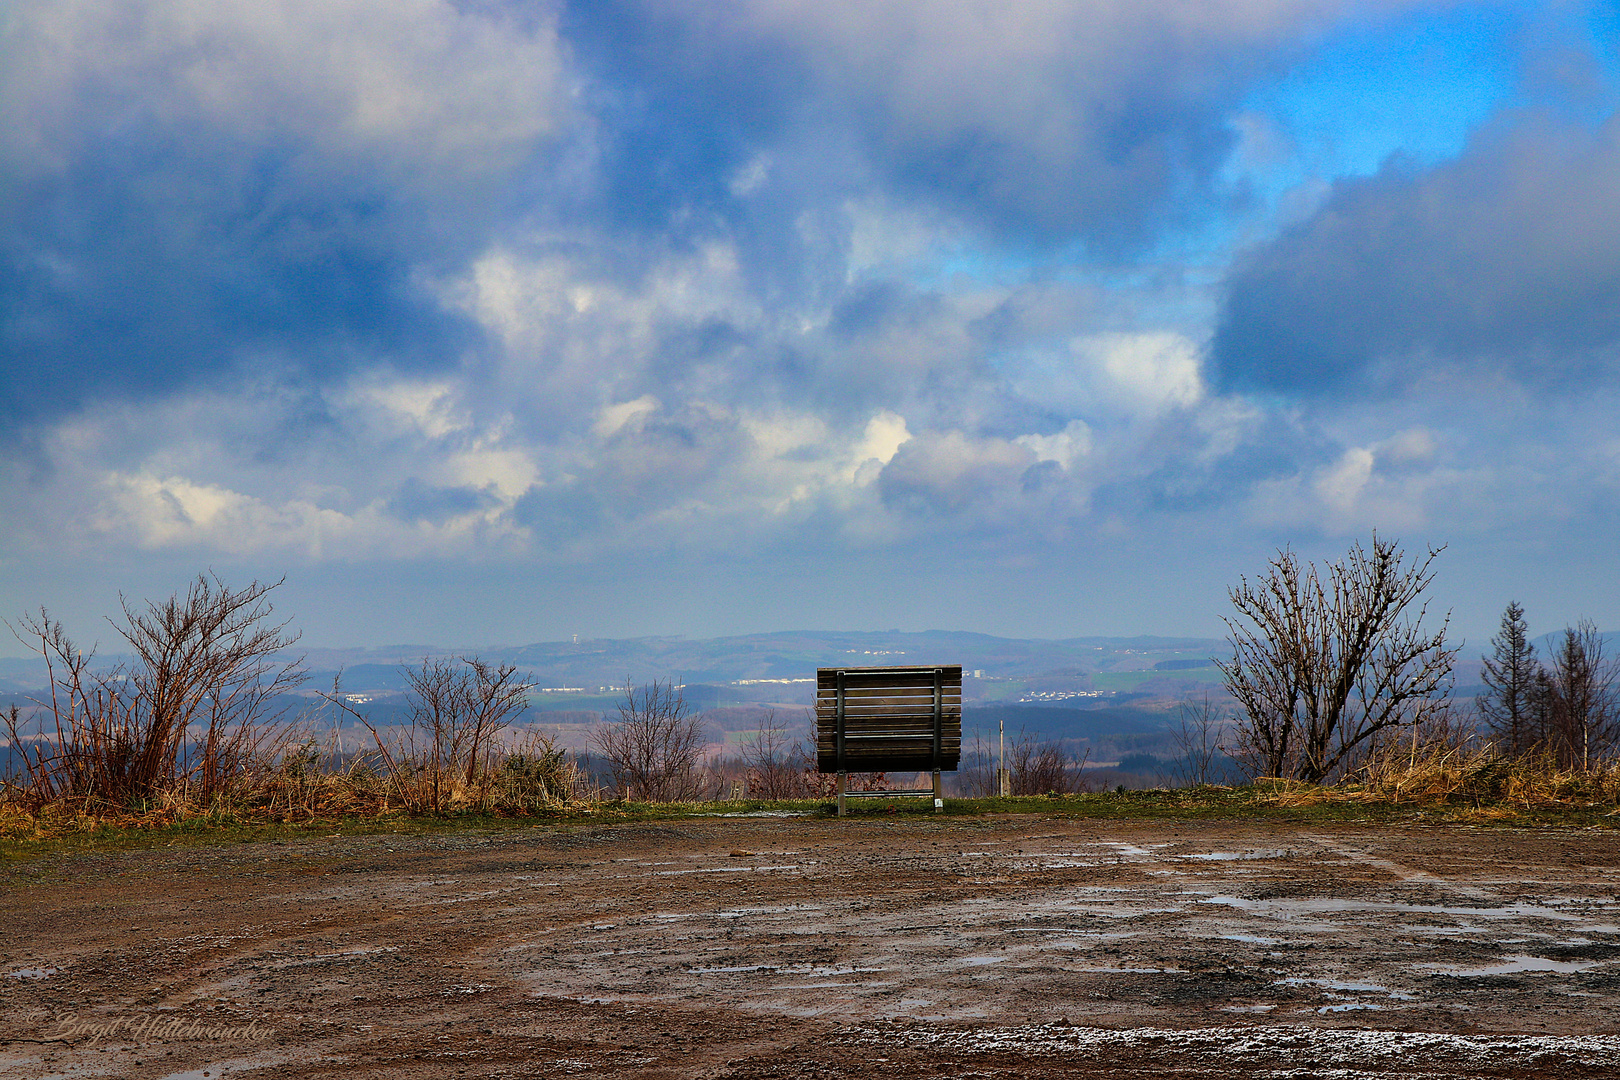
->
[[934, 798, 944, 809]]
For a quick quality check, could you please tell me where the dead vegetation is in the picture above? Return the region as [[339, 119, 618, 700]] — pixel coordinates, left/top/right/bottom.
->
[[6, 574, 1620, 845], [0, 578, 585, 835], [323, 657, 545, 815], [2, 576, 305, 810]]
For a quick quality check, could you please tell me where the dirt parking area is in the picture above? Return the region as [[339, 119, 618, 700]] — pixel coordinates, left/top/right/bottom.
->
[[4, 814, 1620, 1078]]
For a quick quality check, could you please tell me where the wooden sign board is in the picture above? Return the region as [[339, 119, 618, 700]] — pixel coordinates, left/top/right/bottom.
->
[[815, 665, 962, 774]]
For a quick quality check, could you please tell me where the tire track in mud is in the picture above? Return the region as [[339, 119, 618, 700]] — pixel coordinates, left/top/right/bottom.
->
[[4, 819, 1620, 1078]]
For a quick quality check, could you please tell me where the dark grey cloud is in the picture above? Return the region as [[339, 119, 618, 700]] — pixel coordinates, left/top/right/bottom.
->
[[0, 139, 479, 420], [0, 0, 568, 425], [0, 0, 1370, 437], [560, 0, 1340, 250], [1212, 108, 1620, 397]]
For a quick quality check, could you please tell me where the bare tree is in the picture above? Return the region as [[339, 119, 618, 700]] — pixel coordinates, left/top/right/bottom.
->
[[5, 576, 304, 806], [1545, 622, 1619, 771], [1217, 536, 1457, 784], [1478, 601, 1538, 755], [591, 679, 707, 802], [1169, 694, 1226, 787]]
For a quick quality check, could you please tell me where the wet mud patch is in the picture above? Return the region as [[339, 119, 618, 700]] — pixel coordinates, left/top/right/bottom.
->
[[4, 818, 1620, 1077]]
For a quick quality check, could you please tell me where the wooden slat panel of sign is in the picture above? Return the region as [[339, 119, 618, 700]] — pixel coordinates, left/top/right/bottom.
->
[[814, 697, 956, 709], [814, 665, 963, 774], [816, 669, 955, 688]]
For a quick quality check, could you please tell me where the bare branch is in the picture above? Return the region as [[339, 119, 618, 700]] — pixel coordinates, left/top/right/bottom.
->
[[1218, 536, 1456, 784]]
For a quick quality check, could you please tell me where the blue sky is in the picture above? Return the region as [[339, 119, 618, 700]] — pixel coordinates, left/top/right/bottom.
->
[[3, 0, 1618, 650]]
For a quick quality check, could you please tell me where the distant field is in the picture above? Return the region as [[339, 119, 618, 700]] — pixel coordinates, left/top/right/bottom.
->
[[1088, 667, 1222, 692]]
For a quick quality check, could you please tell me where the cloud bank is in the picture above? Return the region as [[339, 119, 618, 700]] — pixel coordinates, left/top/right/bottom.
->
[[3, 0, 1619, 643]]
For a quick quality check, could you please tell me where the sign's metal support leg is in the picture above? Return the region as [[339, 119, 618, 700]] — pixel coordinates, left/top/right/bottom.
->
[[837, 771, 847, 817]]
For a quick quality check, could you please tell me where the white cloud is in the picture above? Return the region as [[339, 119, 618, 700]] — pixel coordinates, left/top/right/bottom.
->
[[1080, 331, 1205, 413], [1015, 420, 1093, 471], [878, 429, 1036, 516], [852, 410, 911, 478], [348, 377, 465, 440], [1316, 446, 1376, 519], [729, 153, 772, 197], [91, 468, 531, 561], [593, 396, 661, 439], [1377, 427, 1438, 467]]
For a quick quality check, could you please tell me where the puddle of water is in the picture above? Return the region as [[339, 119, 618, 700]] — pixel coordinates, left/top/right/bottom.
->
[[708, 811, 812, 817], [1201, 895, 1586, 923], [1221, 934, 1280, 945], [1100, 843, 1171, 858], [1424, 955, 1605, 977], [1063, 906, 1187, 919], [954, 956, 1005, 966], [1319, 1002, 1384, 1013], [691, 964, 777, 974], [155, 1056, 274, 1080], [1277, 977, 1412, 999], [712, 905, 824, 916], [5, 967, 58, 979], [1184, 850, 1291, 862]]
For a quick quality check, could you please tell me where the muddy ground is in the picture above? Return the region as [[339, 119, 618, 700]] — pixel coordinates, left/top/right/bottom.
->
[[4, 813, 1620, 1078]]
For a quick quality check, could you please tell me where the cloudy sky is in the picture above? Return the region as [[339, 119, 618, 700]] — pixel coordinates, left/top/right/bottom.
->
[[3, 0, 1618, 649]]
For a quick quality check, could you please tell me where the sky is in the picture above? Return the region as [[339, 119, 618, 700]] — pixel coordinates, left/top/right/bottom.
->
[[3, 0, 1619, 650]]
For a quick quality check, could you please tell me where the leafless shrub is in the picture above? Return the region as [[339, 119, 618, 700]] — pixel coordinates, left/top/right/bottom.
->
[[955, 730, 998, 796], [1005, 730, 1089, 795], [324, 656, 530, 814], [1218, 535, 1457, 784], [4, 576, 305, 808], [1168, 695, 1227, 787], [591, 679, 707, 802], [952, 727, 1087, 796], [735, 709, 820, 799]]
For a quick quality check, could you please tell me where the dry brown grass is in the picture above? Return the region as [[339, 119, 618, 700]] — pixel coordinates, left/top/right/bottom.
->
[[0, 728, 589, 842], [1255, 735, 1620, 811]]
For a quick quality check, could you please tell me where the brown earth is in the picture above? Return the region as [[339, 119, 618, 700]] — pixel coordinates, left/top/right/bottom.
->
[[4, 813, 1620, 1079]]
